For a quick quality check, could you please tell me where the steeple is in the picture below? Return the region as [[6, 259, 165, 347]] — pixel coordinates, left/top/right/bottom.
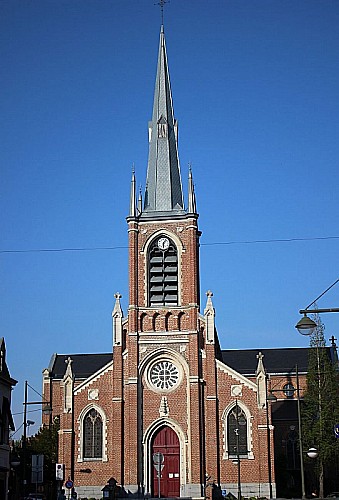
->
[[143, 26, 184, 216]]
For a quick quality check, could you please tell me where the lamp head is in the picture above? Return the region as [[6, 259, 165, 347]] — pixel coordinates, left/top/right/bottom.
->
[[267, 391, 277, 402], [295, 314, 317, 336], [42, 403, 52, 416], [307, 447, 318, 459]]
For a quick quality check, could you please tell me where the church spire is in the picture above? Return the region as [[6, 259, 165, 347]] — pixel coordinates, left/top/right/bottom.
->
[[143, 26, 184, 215]]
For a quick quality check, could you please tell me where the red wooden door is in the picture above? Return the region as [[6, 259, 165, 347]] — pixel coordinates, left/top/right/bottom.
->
[[152, 426, 180, 497]]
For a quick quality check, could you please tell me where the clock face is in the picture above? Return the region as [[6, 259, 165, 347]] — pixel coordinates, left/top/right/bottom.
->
[[158, 237, 169, 250]]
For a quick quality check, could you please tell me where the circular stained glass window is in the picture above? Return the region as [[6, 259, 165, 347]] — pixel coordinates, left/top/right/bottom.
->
[[283, 383, 295, 398], [150, 360, 179, 391]]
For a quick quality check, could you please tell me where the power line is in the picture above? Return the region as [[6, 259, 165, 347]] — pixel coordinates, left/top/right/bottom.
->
[[201, 236, 339, 246], [0, 236, 338, 254]]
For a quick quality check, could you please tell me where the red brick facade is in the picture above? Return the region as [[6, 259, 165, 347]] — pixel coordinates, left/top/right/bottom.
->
[[43, 207, 310, 498], [42, 26, 310, 500]]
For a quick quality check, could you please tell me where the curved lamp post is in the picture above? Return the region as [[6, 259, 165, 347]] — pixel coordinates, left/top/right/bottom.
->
[[295, 279, 339, 335], [295, 279, 338, 497]]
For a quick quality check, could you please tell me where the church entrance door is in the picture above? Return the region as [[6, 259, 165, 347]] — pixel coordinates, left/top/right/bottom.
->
[[152, 426, 180, 497]]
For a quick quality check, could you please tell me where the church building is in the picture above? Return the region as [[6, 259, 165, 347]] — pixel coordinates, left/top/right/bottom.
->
[[43, 26, 317, 499]]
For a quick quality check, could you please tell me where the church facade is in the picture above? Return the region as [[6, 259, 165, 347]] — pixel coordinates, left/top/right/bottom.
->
[[43, 27, 315, 500]]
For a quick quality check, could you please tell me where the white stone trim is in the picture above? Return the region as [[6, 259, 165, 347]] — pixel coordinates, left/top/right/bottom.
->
[[74, 361, 113, 395], [141, 229, 184, 307], [216, 359, 257, 392], [76, 404, 108, 463], [221, 401, 254, 460], [143, 417, 187, 496]]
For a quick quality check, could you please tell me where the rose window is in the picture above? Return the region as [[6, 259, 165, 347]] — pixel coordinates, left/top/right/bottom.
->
[[150, 361, 179, 391]]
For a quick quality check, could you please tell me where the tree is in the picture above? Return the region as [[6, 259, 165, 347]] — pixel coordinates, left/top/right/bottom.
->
[[301, 309, 339, 497], [26, 419, 59, 499]]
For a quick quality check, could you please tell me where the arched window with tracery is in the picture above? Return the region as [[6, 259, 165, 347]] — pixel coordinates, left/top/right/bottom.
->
[[83, 408, 103, 459], [227, 404, 248, 458], [148, 236, 178, 306]]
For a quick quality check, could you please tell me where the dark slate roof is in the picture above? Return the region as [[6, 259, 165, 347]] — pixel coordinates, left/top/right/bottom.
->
[[50, 353, 112, 379], [221, 348, 312, 375], [49, 347, 333, 381], [142, 26, 184, 216]]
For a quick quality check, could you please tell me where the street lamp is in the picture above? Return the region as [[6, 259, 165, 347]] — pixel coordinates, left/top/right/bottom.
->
[[295, 279, 339, 335], [22, 380, 52, 496], [265, 376, 273, 499], [234, 399, 242, 500], [295, 281, 338, 498], [306, 448, 318, 459]]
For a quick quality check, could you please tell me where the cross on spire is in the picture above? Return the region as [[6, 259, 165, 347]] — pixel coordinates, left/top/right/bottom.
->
[[155, 0, 169, 26], [330, 335, 337, 347]]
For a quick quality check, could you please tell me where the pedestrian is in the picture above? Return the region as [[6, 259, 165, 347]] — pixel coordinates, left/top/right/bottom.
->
[[58, 489, 67, 500]]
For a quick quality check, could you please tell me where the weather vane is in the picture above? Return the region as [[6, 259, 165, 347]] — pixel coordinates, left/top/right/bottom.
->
[[155, 0, 169, 25]]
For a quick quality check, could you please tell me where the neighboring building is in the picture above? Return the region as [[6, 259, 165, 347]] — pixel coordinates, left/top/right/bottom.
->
[[0, 338, 17, 500], [42, 26, 336, 499]]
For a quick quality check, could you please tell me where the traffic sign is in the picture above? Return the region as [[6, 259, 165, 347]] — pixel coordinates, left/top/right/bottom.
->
[[65, 479, 74, 489], [153, 452, 164, 464], [334, 423, 339, 438]]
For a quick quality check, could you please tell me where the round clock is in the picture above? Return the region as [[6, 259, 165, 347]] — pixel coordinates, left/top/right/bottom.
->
[[157, 237, 169, 250]]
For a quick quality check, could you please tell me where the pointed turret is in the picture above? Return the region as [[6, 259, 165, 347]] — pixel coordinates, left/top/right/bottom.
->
[[188, 167, 197, 214], [256, 351, 267, 408], [112, 292, 123, 347], [137, 187, 143, 215], [143, 26, 184, 216], [204, 290, 215, 344], [129, 168, 136, 218]]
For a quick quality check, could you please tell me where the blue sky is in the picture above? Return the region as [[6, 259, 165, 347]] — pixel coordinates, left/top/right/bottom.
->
[[2, 0, 338, 436]]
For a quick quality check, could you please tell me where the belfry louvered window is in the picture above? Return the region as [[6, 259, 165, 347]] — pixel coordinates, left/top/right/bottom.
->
[[148, 236, 178, 306], [83, 408, 103, 459]]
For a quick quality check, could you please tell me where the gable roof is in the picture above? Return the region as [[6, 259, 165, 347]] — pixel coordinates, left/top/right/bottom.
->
[[50, 353, 112, 379], [221, 347, 312, 375]]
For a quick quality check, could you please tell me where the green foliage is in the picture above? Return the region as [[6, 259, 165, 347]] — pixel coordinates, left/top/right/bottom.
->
[[27, 420, 59, 463], [26, 419, 60, 491], [301, 311, 339, 492]]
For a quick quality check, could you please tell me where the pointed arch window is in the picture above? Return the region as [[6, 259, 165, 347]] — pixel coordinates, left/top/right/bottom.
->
[[148, 236, 178, 306], [227, 404, 248, 458], [83, 408, 103, 459], [285, 427, 300, 470]]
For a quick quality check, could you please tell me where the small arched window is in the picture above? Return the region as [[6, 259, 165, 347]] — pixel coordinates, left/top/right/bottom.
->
[[83, 408, 103, 459], [285, 427, 299, 470], [148, 236, 178, 306], [227, 404, 248, 457]]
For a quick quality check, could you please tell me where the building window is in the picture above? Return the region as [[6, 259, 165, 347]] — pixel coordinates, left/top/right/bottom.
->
[[286, 426, 299, 470], [83, 409, 103, 459], [283, 383, 295, 398], [148, 237, 178, 306], [227, 404, 248, 457], [150, 360, 179, 391]]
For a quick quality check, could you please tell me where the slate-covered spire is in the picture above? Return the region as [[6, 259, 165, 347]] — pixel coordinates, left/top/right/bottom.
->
[[143, 26, 184, 214]]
